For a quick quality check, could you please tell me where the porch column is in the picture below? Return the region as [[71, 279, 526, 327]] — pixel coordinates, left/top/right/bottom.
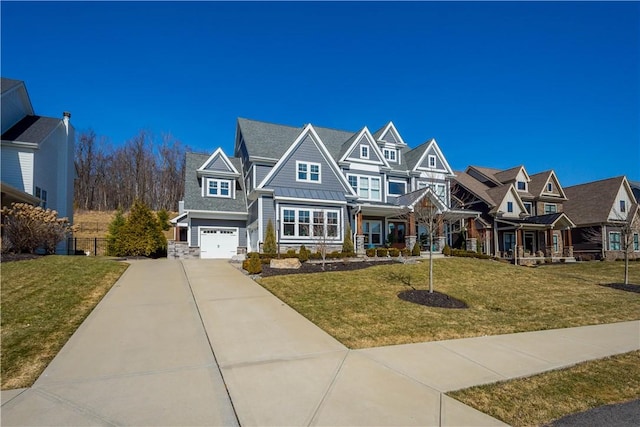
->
[[546, 228, 553, 257], [517, 228, 524, 259], [466, 218, 477, 252], [437, 217, 446, 252], [356, 211, 365, 256], [564, 229, 574, 257], [405, 211, 417, 252]]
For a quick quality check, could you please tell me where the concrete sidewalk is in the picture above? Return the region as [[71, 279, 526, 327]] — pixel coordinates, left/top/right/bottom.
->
[[2, 259, 639, 426]]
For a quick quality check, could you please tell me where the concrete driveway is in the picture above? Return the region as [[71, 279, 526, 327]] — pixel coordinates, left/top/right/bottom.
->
[[2, 259, 639, 426]]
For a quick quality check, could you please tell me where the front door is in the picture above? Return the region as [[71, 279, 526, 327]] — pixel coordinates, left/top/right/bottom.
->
[[387, 222, 406, 247], [524, 232, 535, 254]]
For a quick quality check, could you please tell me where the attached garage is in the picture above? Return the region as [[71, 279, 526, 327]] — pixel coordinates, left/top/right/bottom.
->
[[200, 227, 239, 259]]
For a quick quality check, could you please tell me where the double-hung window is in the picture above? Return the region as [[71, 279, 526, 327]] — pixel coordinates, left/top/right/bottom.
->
[[517, 181, 526, 191], [544, 203, 557, 214], [553, 234, 559, 252], [348, 174, 381, 201], [507, 201, 514, 213], [360, 145, 369, 159], [383, 148, 396, 162], [634, 233, 639, 251], [297, 161, 321, 183], [620, 200, 626, 213], [428, 155, 436, 168], [280, 208, 340, 239], [609, 232, 621, 251], [206, 179, 231, 198]]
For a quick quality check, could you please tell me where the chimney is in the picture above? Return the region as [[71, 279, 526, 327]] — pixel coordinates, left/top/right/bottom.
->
[[63, 111, 71, 123]]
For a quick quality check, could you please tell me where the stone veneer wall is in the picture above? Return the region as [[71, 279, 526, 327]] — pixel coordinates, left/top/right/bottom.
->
[[168, 241, 200, 260]]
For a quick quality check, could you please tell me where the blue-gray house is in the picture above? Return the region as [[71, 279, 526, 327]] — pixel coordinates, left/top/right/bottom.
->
[[171, 118, 474, 259]]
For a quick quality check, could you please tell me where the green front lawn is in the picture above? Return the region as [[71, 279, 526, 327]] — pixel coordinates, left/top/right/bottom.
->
[[449, 350, 640, 427], [259, 258, 640, 349], [1, 256, 128, 389]]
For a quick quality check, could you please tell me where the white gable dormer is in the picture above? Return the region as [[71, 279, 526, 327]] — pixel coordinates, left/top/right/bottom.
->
[[197, 148, 240, 177], [258, 124, 357, 198], [541, 171, 567, 198], [513, 167, 531, 192], [414, 139, 454, 176], [609, 177, 635, 221], [341, 127, 390, 172], [496, 185, 528, 218], [376, 121, 406, 146]]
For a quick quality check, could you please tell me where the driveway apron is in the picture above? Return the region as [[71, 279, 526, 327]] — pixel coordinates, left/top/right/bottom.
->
[[1, 259, 238, 427]]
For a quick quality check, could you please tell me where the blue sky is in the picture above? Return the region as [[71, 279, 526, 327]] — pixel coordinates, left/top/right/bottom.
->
[[2, 1, 639, 186]]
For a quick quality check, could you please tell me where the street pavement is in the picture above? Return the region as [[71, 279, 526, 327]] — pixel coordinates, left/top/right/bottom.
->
[[2, 259, 639, 426]]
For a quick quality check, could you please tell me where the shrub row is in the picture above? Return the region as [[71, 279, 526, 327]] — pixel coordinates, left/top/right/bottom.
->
[[365, 247, 412, 258]]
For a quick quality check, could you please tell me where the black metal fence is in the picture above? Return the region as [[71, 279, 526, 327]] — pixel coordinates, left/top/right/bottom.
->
[[67, 237, 109, 256]]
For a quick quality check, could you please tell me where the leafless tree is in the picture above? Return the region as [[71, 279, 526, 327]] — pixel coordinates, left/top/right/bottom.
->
[[582, 207, 639, 284], [74, 129, 187, 212]]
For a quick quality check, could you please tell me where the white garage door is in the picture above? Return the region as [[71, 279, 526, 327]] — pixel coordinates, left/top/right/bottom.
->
[[200, 228, 238, 259]]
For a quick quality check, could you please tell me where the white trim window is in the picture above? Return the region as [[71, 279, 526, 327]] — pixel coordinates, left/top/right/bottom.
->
[[553, 234, 559, 253], [296, 161, 321, 183], [428, 155, 436, 168], [544, 203, 557, 214], [360, 145, 369, 159], [517, 181, 527, 191], [205, 178, 232, 198], [383, 148, 397, 162], [388, 180, 406, 196], [507, 201, 514, 213], [280, 207, 340, 240], [523, 202, 533, 215], [609, 231, 621, 251], [363, 220, 382, 246], [620, 200, 626, 213], [634, 233, 639, 251], [546, 182, 553, 192], [348, 174, 381, 201]]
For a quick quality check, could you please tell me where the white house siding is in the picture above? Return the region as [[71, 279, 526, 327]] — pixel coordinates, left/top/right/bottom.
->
[[1, 146, 34, 194], [0, 88, 32, 134], [499, 190, 525, 218], [609, 182, 635, 221]]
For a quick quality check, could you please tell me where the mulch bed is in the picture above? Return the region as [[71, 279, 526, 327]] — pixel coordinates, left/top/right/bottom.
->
[[397, 289, 469, 309], [600, 283, 640, 293], [260, 260, 398, 277]]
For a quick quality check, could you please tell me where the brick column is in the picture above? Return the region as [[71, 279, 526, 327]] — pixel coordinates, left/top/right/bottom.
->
[[517, 228, 524, 258], [546, 229, 553, 257]]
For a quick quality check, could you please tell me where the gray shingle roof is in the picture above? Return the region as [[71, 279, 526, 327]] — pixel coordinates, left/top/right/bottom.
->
[[403, 142, 429, 170], [183, 152, 247, 213], [237, 118, 355, 161], [563, 176, 626, 226], [1, 115, 61, 144], [1, 77, 23, 95]]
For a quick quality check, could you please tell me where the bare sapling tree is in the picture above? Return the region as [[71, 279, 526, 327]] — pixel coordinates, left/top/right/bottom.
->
[[313, 212, 330, 271], [583, 206, 638, 285], [411, 197, 445, 293]]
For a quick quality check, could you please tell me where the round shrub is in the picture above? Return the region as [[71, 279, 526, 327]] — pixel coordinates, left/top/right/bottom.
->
[[244, 252, 262, 274], [412, 242, 421, 256], [442, 244, 452, 256], [366, 248, 376, 257], [388, 248, 400, 257], [299, 245, 310, 262], [376, 248, 388, 257]]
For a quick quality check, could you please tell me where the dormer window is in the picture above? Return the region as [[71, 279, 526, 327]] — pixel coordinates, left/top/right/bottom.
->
[[206, 178, 232, 198], [517, 181, 526, 191], [297, 161, 321, 183], [360, 145, 369, 159], [428, 155, 436, 168], [620, 200, 626, 212], [383, 148, 396, 162]]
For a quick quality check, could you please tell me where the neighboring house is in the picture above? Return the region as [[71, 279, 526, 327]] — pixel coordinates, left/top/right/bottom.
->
[[564, 176, 640, 261], [451, 165, 576, 263], [1, 77, 75, 253], [171, 117, 475, 259]]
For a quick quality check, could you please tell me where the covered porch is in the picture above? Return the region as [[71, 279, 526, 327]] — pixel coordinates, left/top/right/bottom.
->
[[495, 213, 576, 265]]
